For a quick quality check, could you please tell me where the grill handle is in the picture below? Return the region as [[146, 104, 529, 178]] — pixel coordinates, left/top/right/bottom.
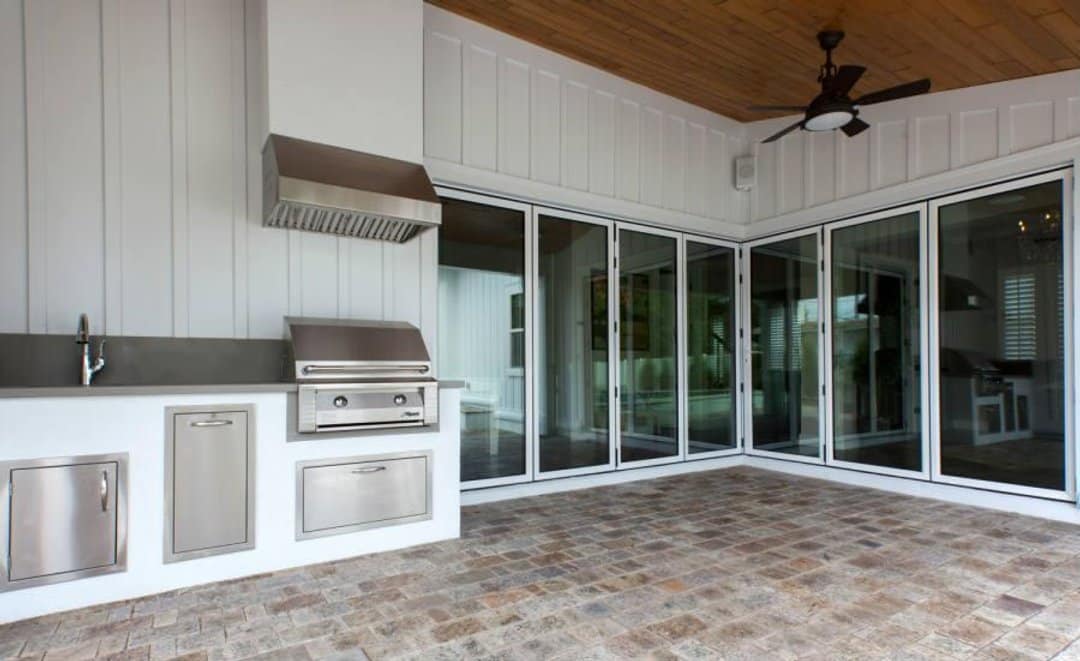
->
[[301, 364, 430, 375]]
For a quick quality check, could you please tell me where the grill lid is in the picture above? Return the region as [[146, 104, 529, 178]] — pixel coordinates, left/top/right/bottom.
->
[[263, 134, 441, 243], [286, 317, 433, 382]]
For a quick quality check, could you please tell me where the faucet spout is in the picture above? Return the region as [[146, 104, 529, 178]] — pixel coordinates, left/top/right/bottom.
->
[[76, 313, 90, 345], [76, 313, 106, 385]]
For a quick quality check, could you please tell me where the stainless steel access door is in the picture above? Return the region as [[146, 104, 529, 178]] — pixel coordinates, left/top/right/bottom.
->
[[8, 461, 119, 582], [297, 452, 431, 539], [166, 406, 254, 562]]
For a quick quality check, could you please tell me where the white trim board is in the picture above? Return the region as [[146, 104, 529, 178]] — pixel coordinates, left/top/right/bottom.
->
[[464, 452, 1080, 524], [462, 454, 743, 505], [745, 456, 1080, 525]]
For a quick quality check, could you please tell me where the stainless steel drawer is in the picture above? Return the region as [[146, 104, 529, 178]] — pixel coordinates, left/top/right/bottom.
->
[[165, 405, 255, 563], [296, 451, 431, 540], [1, 453, 128, 591]]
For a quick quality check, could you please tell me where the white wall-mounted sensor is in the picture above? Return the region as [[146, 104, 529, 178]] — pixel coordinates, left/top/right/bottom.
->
[[734, 156, 756, 192]]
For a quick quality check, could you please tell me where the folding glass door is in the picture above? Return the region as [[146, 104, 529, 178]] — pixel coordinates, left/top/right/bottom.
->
[[745, 230, 823, 461], [824, 205, 929, 478], [616, 224, 681, 467], [929, 171, 1073, 499], [437, 191, 532, 488], [685, 239, 740, 457], [535, 208, 616, 478]]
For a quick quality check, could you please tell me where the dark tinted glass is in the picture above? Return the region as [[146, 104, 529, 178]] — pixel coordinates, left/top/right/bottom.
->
[[538, 215, 610, 472], [686, 242, 736, 453], [832, 213, 922, 471], [438, 198, 526, 482], [750, 235, 820, 457], [937, 180, 1066, 491]]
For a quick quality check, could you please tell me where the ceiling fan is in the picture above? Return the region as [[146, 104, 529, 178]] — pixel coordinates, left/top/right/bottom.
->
[[751, 30, 931, 143]]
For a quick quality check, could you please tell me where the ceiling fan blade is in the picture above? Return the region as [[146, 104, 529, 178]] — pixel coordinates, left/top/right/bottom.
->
[[762, 120, 804, 143], [841, 117, 870, 137], [828, 65, 866, 96], [748, 104, 807, 112], [854, 79, 931, 106]]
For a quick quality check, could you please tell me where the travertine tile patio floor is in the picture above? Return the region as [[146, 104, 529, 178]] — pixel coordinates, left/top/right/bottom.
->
[[4, 467, 1080, 660]]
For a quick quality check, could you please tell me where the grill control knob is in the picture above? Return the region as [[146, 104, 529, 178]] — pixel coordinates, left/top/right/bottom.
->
[[393, 394, 407, 406], [333, 395, 348, 409]]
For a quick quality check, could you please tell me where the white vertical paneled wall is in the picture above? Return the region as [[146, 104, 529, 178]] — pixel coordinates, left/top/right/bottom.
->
[[0, 0, 433, 342], [422, 5, 750, 236], [748, 70, 1080, 227]]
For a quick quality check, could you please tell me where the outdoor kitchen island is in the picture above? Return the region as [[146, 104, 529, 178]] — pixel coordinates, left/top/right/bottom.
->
[[0, 383, 462, 624]]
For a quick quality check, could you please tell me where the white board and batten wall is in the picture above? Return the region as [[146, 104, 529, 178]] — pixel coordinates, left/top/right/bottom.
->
[[422, 4, 752, 238], [4, 0, 1080, 341], [0, 0, 435, 346], [747, 69, 1080, 235]]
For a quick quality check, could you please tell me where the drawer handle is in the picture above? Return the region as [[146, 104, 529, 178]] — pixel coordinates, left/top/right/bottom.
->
[[191, 419, 233, 428], [100, 470, 109, 512], [351, 466, 387, 474]]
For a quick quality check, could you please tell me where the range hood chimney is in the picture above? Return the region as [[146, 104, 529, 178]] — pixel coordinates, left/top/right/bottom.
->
[[260, 1, 436, 243], [262, 134, 440, 243]]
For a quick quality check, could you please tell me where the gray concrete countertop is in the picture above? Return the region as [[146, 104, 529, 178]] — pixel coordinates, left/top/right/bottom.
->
[[0, 380, 465, 398]]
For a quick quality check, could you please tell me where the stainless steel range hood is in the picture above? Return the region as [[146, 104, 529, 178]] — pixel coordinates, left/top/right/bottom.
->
[[262, 134, 441, 243]]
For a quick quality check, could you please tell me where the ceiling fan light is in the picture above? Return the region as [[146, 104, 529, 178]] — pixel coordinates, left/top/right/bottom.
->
[[804, 110, 854, 131]]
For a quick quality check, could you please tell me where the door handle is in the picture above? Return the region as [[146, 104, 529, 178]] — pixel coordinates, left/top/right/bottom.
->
[[191, 419, 233, 428], [350, 466, 387, 474], [100, 470, 108, 512]]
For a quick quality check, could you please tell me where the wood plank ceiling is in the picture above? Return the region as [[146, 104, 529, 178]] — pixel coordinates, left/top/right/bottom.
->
[[428, 0, 1080, 122]]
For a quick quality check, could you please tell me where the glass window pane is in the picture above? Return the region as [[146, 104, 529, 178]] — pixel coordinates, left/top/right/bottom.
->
[[831, 213, 922, 471], [750, 235, 820, 457], [438, 198, 526, 483], [538, 215, 610, 472], [619, 230, 678, 462], [687, 241, 736, 453], [937, 180, 1066, 491]]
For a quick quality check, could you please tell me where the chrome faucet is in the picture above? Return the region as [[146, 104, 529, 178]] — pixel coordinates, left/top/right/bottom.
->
[[75, 313, 106, 386]]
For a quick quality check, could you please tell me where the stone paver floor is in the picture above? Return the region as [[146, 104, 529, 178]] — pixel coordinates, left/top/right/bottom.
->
[[4, 467, 1080, 660]]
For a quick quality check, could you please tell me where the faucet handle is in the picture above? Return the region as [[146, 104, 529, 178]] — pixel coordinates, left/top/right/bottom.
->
[[96, 338, 106, 360]]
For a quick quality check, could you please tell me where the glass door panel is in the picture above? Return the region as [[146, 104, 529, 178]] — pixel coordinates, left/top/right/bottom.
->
[[686, 241, 737, 454], [438, 196, 528, 484], [830, 212, 923, 472], [934, 177, 1068, 493], [749, 234, 821, 458], [618, 228, 678, 464], [537, 214, 612, 474]]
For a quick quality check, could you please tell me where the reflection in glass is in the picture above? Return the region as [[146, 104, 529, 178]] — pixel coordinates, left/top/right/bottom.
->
[[619, 230, 678, 462], [938, 180, 1066, 490], [538, 215, 610, 472], [832, 213, 921, 471], [751, 235, 820, 456], [686, 242, 736, 453], [438, 198, 526, 482]]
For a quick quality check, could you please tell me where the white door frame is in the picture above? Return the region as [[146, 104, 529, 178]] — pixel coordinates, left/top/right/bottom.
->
[[532, 206, 618, 481], [928, 169, 1075, 501], [823, 203, 931, 480], [614, 222, 684, 470], [682, 234, 743, 461], [743, 227, 826, 465], [436, 187, 536, 490]]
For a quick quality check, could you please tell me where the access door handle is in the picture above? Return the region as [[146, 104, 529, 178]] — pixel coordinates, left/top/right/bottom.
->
[[350, 466, 387, 474], [100, 470, 109, 512], [191, 419, 233, 428]]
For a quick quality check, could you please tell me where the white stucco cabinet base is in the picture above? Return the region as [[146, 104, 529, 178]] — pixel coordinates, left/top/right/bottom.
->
[[0, 387, 461, 624]]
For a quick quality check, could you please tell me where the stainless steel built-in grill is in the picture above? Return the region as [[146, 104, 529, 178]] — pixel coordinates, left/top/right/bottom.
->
[[287, 318, 437, 433]]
